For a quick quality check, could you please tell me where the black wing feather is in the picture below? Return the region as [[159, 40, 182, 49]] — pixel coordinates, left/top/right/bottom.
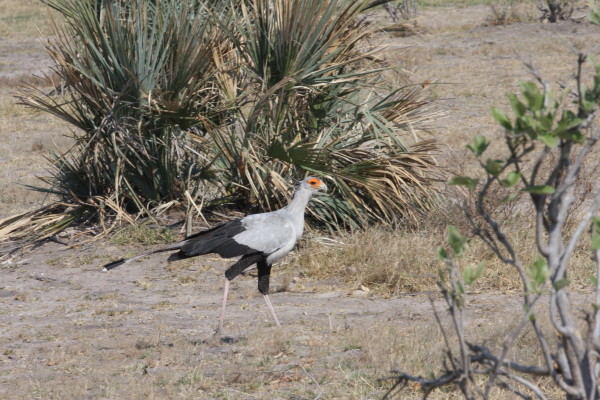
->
[[178, 219, 255, 259]]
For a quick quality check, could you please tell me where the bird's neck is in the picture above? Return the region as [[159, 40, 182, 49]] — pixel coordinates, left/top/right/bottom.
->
[[284, 187, 313, 218]]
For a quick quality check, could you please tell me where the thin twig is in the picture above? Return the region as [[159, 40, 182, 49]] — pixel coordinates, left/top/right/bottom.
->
[[298, 363, 324, 400]]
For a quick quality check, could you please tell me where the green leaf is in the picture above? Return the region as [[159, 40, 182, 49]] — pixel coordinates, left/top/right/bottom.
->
[[449, 176, 479, 189], [500, 171, 520, 187], [500, 192, 520, 203], [553, 279, 570, 291], [508, 93, 526, 117], [555, 110, 584, 136], [522, 185, 555, 195], [589, 8, 600, 26], [491, 107, 512, 130], [538, 134, 559, 147], [570, 131, 585, 144], [591, 216, 600, 250], [539, 113, 554, 132], [592, 276, 598, 287], [529, 313, 536, 322], [463, 263, 485, 286], [582, 90, 596, 113], [484, 159, 503, 177], [438, 247, 448, 261], [447, 225, 466, 257], [521, 81, 544, 111], [516, 113, 536, 137], [466, 135, 489, 157], [528, 256, 549, 286]]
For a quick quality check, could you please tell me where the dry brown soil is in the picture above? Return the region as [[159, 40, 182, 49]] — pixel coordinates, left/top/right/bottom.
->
[[2, 4, 600, 400]]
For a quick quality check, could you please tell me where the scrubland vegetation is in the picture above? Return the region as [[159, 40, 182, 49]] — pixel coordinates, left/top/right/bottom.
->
[[2, 0, 600, 399]]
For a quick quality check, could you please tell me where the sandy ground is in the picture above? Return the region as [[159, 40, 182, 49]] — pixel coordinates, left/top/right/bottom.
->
[[1, 237, 595, 399], [2, 3, 600, 399], [5, 239, 592, 399]]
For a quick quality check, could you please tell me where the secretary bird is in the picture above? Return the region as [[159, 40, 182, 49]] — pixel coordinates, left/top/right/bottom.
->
[[103, 177, 327, 332]]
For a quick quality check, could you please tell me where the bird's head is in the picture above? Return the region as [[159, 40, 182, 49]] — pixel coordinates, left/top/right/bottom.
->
[[300, 176, 327, 193]]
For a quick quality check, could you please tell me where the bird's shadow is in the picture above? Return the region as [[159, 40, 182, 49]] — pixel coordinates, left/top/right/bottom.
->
[[219, 336, 243, 345], [189, 335, 245, 346]]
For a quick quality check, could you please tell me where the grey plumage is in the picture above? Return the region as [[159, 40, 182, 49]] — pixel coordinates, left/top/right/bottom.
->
[[103, 176, 327, 332]]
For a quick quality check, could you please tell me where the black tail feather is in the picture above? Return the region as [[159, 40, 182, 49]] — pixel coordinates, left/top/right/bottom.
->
[[102, 242, 184, 272], [103, 259, 127, 271]]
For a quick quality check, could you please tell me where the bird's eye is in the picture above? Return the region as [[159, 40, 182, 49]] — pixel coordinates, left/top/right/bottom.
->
[[308, 178, 319, 186]]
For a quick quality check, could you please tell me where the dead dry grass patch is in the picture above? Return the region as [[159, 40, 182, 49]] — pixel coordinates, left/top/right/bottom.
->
[[0, 304, 566, 399], [0, 94, 43, 119], [0, 92, 73, 217], [485, 2, 538, 25], [422, 0, 525, 6], [292, 206, 596, 297], [0, 73, 51, 89], [380, 306, 565, 399], [314, 320, 489, 399], [245, 327, 295, 359], [0, 0, 55, 39], [384, 11, 600, 156], [111, 224, 179, 247], [165, 259, 204, 272], [0, 89, 72, 141], [293, 228, 443, 295]]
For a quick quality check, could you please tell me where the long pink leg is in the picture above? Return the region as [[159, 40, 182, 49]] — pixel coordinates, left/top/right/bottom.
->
[[218, 278, 230, 333], [262, 294, 281, 327]]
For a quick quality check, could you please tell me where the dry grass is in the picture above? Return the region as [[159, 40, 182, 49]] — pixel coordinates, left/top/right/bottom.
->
[[0, 73, 50, 89], [485, 2, 538, 25], [3, 291, 452, 399], [0, 0, 54, 39], [0, 1, 69, 217], [421, 0, 532, 6], [349, 0, 600, 300], [111, 224, 179, 247], [0, 89, 73, 217], [6, 237, 575, 399], [2, 2, 600, 399], [290, 228, 444, 295], [292, 206, 596, 297], [387, 2, 596, 157]]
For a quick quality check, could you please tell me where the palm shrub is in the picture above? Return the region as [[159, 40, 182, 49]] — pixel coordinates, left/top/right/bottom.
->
[[200, 0, 442, 229], [19, 0, 226, 215], [14, 0, 441, 238]]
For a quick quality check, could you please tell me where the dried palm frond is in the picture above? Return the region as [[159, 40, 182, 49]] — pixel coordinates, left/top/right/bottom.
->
[[0, 196, 132, 257]]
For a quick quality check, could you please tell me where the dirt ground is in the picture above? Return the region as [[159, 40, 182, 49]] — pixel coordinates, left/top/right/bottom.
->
[[2, 3, 600, 400]]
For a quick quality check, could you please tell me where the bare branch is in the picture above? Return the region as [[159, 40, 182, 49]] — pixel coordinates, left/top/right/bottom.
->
[[482, 292, 548, 396], [383, 369, 461, 399], [498, 374, 547, 400], [469, 344, 550, 376]]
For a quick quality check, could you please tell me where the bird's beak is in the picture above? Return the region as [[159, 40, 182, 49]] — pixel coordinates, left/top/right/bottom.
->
[[318, 182, 328, 192]]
